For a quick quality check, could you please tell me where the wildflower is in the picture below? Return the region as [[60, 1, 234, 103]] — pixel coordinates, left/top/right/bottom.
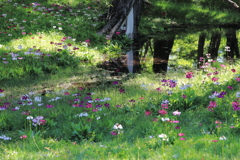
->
[[219, 136, 227, 140], [119, 88, 125, 94], [20, 135, 27, 139], [145, 111, 151, 116], [156, 88, 162, 91], [182, 95, 187, 99], [180, 138, 186, 140], [116, 32, 121, 35], [175, 126, 180, 129], [158, 109, 167, 115], [212, 77, 219, 82], [0, 135, 11, 140], [112, 81, 119, 85], [220, 64, 226, 68], [46, 104, 54, 108], [236, 77, 240, 82], [85, 39, 90, 43], [227, 86, 233, 90], [178, 133, 185, 136], [32, 116, 46, 126], [161, 117, 170, 122], [199, 57, 204, 61], [64, 92, 70, 95], [113, 123, 123, 130], [75, 112, 88, 117], [185, 72, 193, 79], [173, 110, 181, 115], [231, 69, 236, 72], [158, 134, 168, 141], [236, 92, 240, 98], [212, 140, 218, 142], [26, 116, 33, 120], [111, 131, 118, 135]]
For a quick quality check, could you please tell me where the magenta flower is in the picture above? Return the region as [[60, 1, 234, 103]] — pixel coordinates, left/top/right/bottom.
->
[[227, 86, 233, 89], [231, 69, 236, 72], [119, 88, 125, 94], [212, 140, 218, 142], [46, 104, 54, 108], [20, 135, 27, 139], [158, 109, 167, 115], [180, 138, 186, 140], [145, 111, 152, 116], [182, 95, 187, 99], [0, 89, 4, 92], [111, 131, 118, 135], [185, 72, 193, 79], [116, 32, 121, 35], [211, 77, 219, 82], [220, 64, 226, 68], [85, 39, 90, 43], [178, 133, 185, 136]]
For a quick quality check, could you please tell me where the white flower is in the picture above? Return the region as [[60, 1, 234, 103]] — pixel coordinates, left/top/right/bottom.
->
[[38, 103, 44, 106], [0, 135, 11, 140], [161, 117, 170, 122], [26, 116, 33, 120], [158, 134, 169, 141], [219, 136, 227, 140], [75, 112, 89, 117], [53, 26, 56, 28], [14, 106, 20, 110], [113, 123, 123, 130], [236, 92, 240, 98], [34, 96, 42, 102], [149, 136, 154, 139], [0, 93, 4, 97]]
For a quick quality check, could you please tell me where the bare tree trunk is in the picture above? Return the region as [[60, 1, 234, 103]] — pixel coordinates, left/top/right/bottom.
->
[[153, 36, 175, 73], [98, 0, 143, 39], [226, 29, 239, 58], [197, 33, 206, 68], [208, 32, 221, 60]]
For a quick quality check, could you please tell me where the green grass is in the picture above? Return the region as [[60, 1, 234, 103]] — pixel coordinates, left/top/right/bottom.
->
[[0, 0, 240, 159]]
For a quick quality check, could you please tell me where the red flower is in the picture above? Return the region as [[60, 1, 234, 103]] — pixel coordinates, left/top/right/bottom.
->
[[158, 109, 167, 115], [231, 69, 236, 72], [186, 72, 193, 79]]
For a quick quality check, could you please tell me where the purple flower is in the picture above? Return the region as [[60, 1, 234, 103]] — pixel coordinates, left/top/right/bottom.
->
[[104, 103, 110, 108], [46, 104, 54, 108]]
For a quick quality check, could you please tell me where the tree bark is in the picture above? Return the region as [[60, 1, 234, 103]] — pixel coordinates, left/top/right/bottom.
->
[[153, 36, 175, 73], [226, 29, 239, 59], [98, 0, 143, 39], [197, 33, 206, 68], [208, 32, 221, 60]]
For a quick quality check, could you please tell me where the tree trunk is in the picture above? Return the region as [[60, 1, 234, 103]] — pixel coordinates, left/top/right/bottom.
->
[[208, 32, 221, 60], [153, 36, 175, 73], [197, 33, 206, 68], [98, 0, 143, 40], [226, 29, 239, 59]]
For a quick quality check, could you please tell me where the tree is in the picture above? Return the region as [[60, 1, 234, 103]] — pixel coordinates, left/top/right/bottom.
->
[[98, 0, 143, 40]]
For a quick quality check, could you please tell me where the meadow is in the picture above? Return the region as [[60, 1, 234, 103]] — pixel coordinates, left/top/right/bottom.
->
[[0, 0, 240, 159]]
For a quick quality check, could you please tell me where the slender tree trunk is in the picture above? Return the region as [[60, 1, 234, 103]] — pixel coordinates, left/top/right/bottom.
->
[[208, 32, 221, 60], [153, 36, 175, 73], [197, 33, 206, 68], [226, 29, 239, 59]]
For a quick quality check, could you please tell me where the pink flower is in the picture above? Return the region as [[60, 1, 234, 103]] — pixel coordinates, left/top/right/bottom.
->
[[220, 64, 226, 68], [20, 135, 27, 139], [145, 111, 152, 116], [182, 95, 187, 99], [178, 133, 185, 136], [185, 72, 193, 79], [22, 32, 26, 35], [158, 109, 167, 115], [172, 110, 181, 115], [64, 92, 70, 95], [236, 77, 240, 82], [116, 32, 121, 35], [85, 39, 90, 43], [212, 140, 218, 142], [212, 77, 219, 82], [180, 138, 186, 140], [227, 86, 233, 89], [111, 131, 118, 135], [175, 126, 180, 129], [231, 69, 236, 72]]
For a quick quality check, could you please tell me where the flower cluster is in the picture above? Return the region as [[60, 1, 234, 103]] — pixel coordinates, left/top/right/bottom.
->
[[232, 101, 240, 110], [161, 79, 177, 88], [209, 91, 227, 98], [111, 123, 123, 135], [32, 116, 46, 126]]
